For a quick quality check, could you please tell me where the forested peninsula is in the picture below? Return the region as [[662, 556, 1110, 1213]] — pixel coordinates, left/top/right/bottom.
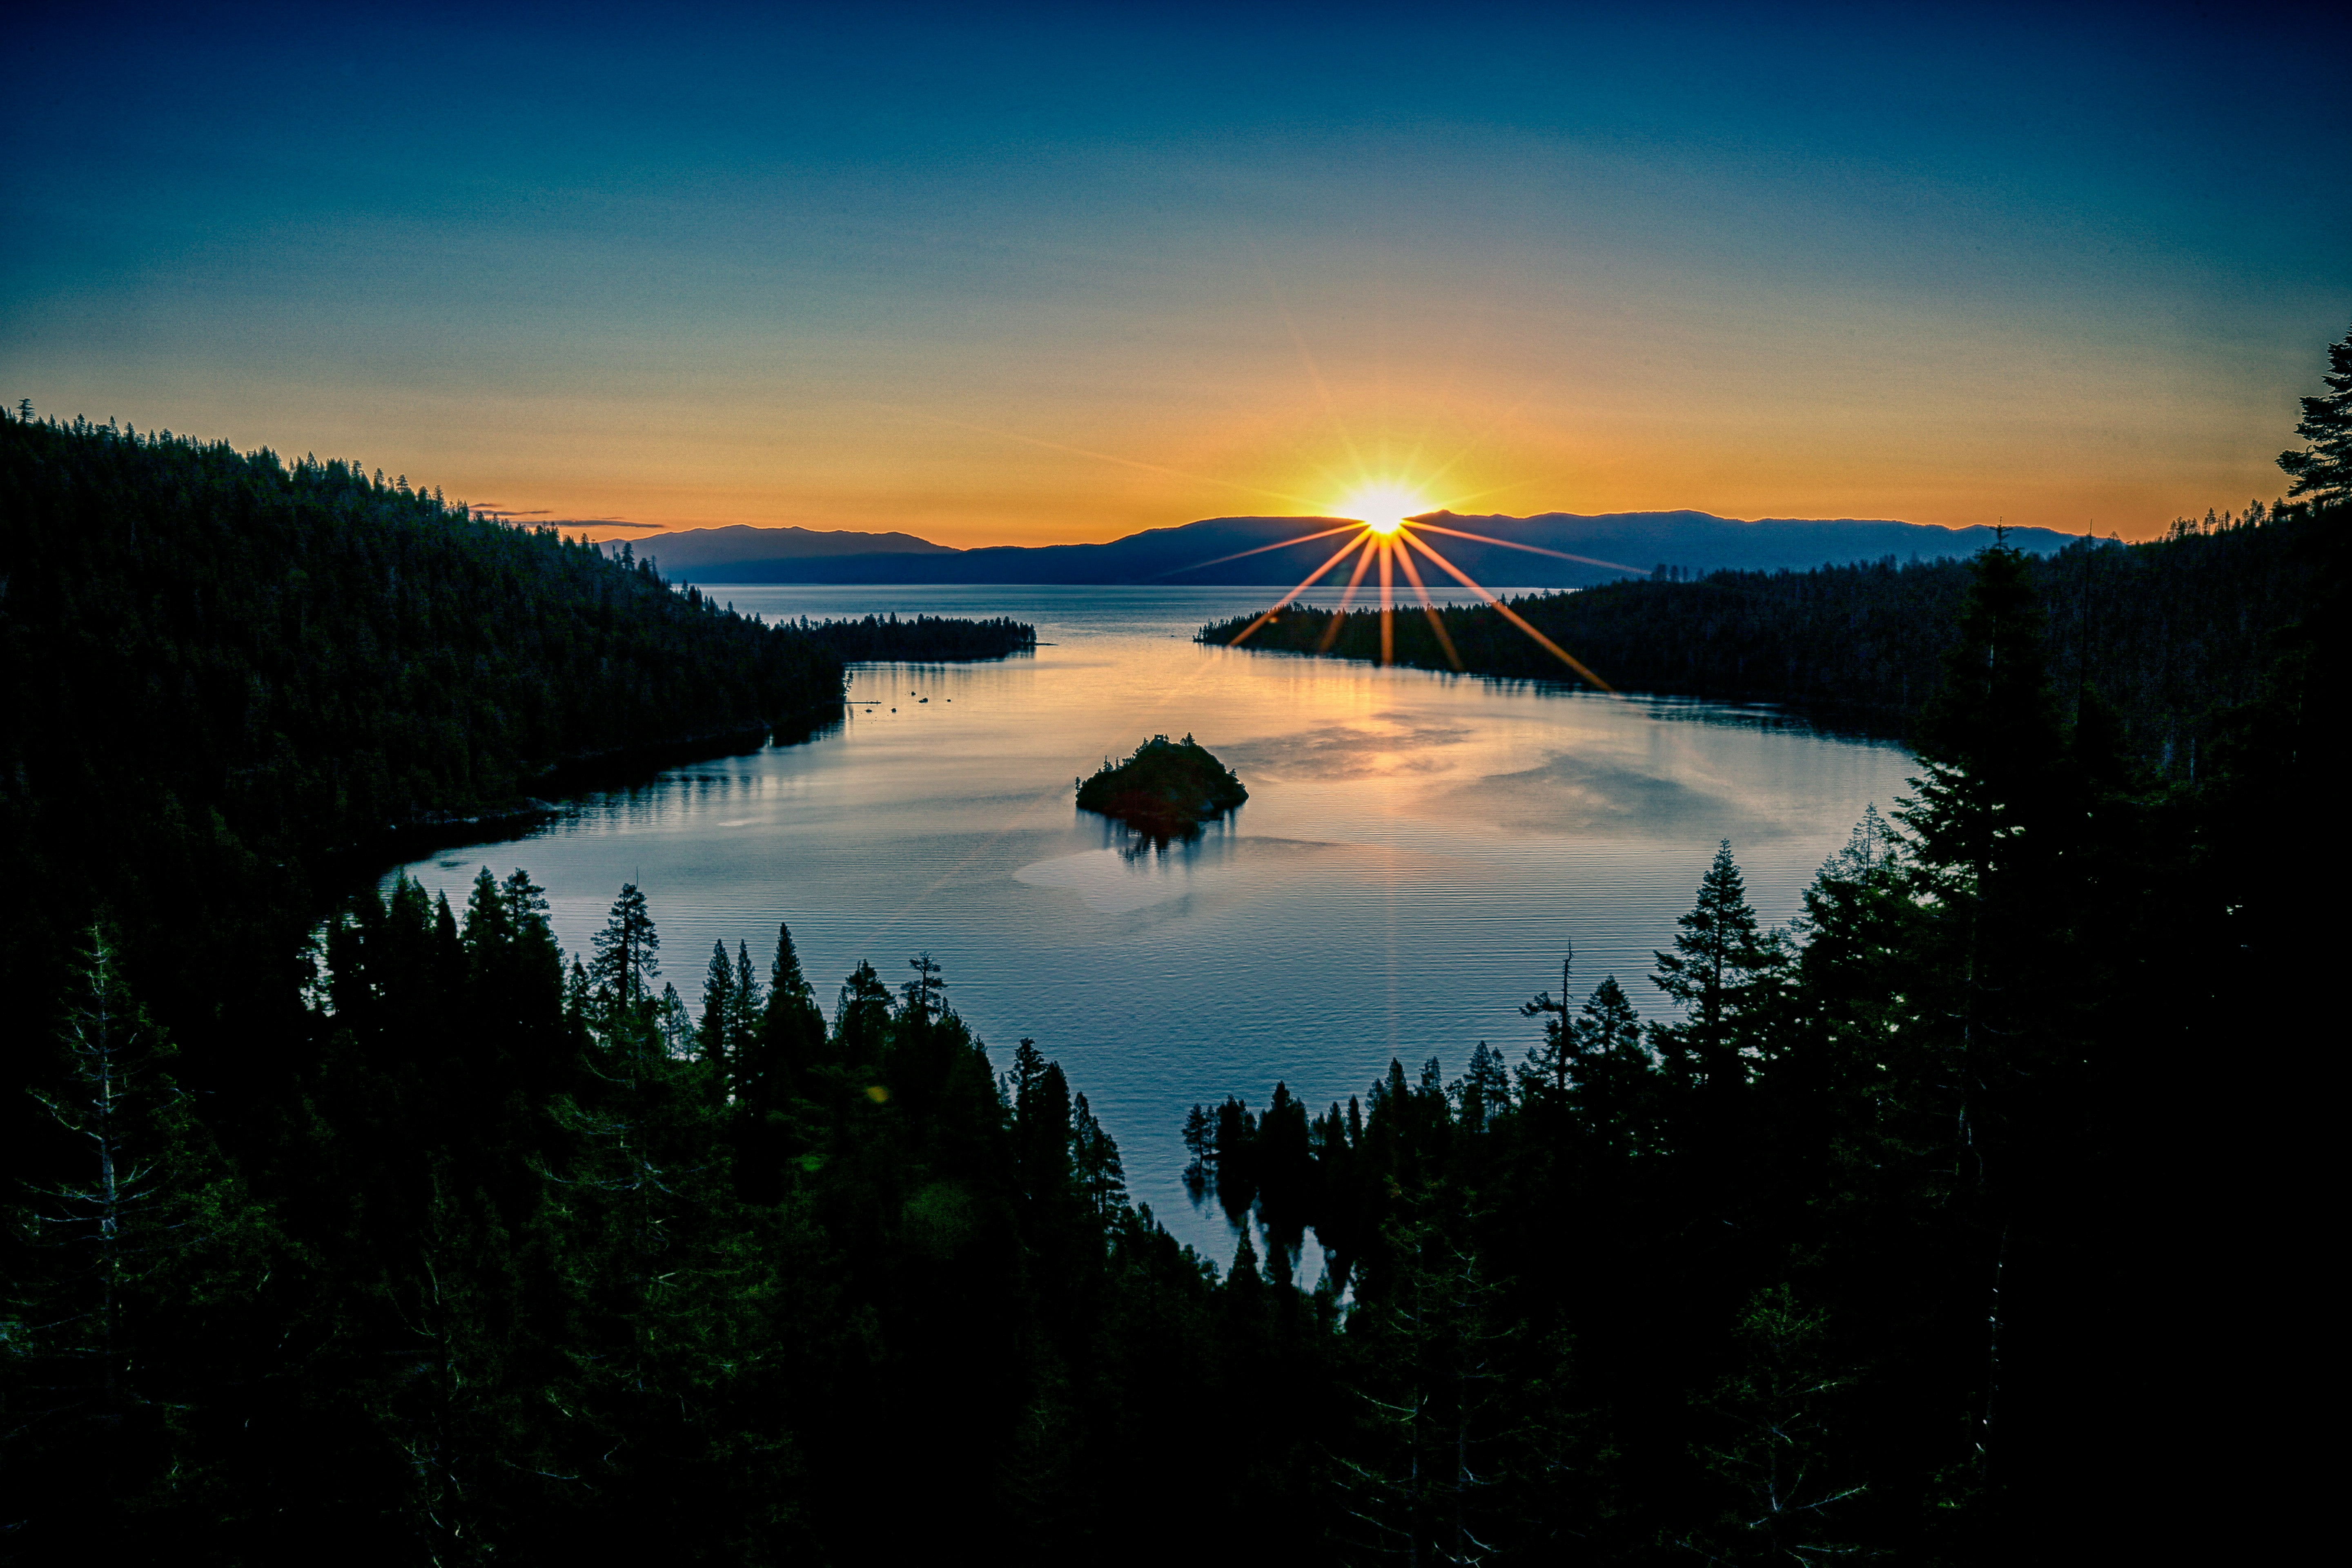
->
[[1201, 508, 2309, 768], [799, 610, 1036, 661], [2, 378, 2343, 1563]]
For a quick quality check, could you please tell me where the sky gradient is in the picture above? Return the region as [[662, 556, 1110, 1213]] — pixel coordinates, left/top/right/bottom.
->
[[7, 3, 2346, 544]]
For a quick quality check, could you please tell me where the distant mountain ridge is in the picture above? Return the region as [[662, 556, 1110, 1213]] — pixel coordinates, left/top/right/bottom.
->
[[627, 510, 2084, 588], [620, 523, 955, 565]]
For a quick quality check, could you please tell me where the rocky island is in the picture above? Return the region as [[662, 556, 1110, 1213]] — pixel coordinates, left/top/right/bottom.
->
[[1076, 733, 1248, 833]]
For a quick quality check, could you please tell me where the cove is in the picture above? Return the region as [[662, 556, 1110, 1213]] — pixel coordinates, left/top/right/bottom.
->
[[390, 585, 1916, 1269]]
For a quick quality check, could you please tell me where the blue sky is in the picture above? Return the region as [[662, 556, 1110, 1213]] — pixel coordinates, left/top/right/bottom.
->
[[6, 2, 2344, 541]]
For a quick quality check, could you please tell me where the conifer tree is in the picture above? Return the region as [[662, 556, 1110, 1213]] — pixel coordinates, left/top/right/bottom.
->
[[1454, 1041, 1513, 1132], [754, 922, 823, 1094], [1572, 974, 1653, 1155], [729, 942, 763, 1064], [1011, 1044, 1074, 1203], [1682, 1287, 1865, 1564], [589, 883, 661, 1013], [726, 925, 823, 1203], [833, 960, 893, 1070], [1212, 1096, 1259, 1222], [697, 940, 737, 1069], [1905, 543, 2065, 891], [1255, 1083, 1314, 1247], [1181, 1102, 1215, 1193], [463, 865, 513, 960], [1577, 974, 1643, 1060], [1069, 1092, 1126, 1224], [901, 951, 947, 1022], [1338, 1198, 1530, 1563], [1652, 841, 1774, 1093], [2277, 323, 2352, 506], [1517, 946, 1577, 1103], [3, 929, 269, 1548]]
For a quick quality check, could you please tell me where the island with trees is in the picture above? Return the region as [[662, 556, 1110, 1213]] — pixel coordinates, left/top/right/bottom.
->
[[799, 610, 1036, 662], [1075, 732, 1249, 834]]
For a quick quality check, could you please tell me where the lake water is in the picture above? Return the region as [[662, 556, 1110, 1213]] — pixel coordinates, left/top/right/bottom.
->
[[390, 585, 1914, 1274]]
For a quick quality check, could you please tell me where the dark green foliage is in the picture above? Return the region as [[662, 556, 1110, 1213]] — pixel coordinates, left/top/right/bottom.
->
[[1075, 731, 1248, 832]]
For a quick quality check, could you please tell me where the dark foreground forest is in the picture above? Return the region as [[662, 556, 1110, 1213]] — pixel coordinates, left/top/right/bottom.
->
[[2, 362, 2344, 1563]]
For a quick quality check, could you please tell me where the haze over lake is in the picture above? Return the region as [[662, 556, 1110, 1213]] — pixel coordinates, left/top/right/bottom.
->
[[392, 585, 1913, 1265]]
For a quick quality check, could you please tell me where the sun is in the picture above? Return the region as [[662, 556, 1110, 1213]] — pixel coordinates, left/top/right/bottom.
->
[[1334, 482, 1431, 534], [1210, 477, 1629, 691]]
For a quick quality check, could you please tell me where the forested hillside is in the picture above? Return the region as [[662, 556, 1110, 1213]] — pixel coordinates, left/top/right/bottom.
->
[[0, 412, 844, 853], [1203, 506, 2314, 771], [0, 412, 853, 1161]]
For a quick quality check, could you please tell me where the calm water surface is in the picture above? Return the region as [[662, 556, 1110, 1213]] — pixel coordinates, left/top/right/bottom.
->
[[392, 586, 1915, 1270]]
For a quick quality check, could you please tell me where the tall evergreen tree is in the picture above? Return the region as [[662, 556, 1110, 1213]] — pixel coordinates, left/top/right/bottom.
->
[[697, 940, 737, 1070], [1651, 840, 1775, 1094], [1180, 1102, 1215, 1194], [2, 928, 270, 1554], [589, 883, 661, 1013], [1010, 1042, 1075, 1205], [754, 922, 823, 1095], [729, 943, 763, 1065], [833, 960, 893, 1071], [1070, 1093, 1126, 1224], [2277, 323, 2352, 506]]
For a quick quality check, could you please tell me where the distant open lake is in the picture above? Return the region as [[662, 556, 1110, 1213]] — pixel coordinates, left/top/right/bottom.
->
[[390, 585, 1913, 1270]]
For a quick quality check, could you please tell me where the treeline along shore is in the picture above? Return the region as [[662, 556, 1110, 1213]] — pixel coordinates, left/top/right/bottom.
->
[[797, 610, 1036, 662], [1200, 507, 2312, 770], [2, 363, 2344, 1565]]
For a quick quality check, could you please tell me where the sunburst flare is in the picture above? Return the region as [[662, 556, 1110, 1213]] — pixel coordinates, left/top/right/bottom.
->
[[1220, 508, 1619, 692]]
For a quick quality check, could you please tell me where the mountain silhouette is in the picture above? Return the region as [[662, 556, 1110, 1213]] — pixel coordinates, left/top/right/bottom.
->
[[630, 511, 2084, 588]]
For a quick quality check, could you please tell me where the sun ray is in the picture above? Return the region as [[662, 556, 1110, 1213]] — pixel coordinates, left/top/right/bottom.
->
[[1412, 522, 1648, 575], [1394, 270, 1516, 484], [1412, 371, 1562, 493], [1226, 528, 1376, 646], [1399, 528, 1617, 691], [1149, 521, 1364, 579], [1378, 536, 1395, 664], [1320, 532, 1382, 650], [1258, 260, 1367, 476], [860, 401, 1322, 509], [1390, 534, 1465, 671]]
